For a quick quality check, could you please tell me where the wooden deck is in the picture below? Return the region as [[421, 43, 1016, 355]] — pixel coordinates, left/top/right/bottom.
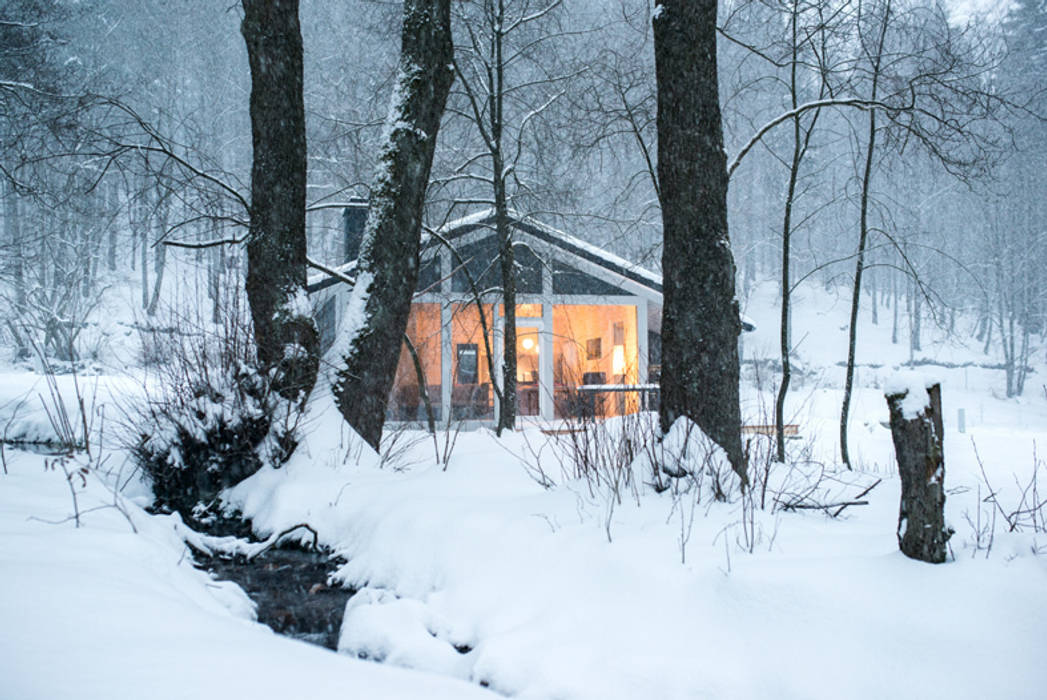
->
[[741, 424, 799, 437]]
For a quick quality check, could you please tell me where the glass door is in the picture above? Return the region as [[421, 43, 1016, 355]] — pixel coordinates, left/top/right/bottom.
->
[[515, 326, 541, 416], [494, 305, 548, 420]]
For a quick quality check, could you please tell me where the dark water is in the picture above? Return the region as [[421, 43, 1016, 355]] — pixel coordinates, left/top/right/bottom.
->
[[194, 547, 354, 650]]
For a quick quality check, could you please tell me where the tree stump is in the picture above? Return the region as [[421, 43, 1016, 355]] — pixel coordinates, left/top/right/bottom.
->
[[885, 381, 953, 563]]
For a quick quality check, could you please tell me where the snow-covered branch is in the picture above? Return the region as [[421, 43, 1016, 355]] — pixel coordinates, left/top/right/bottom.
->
[[728, 96, 910, 178]]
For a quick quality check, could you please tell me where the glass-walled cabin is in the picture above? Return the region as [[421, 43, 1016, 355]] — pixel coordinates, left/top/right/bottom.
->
[[381, 226, 658, 424]]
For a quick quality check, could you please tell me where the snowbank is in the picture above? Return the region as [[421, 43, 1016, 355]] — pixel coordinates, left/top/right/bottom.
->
[[0, 450, 496, 700], [223, 414, 1047, 700]]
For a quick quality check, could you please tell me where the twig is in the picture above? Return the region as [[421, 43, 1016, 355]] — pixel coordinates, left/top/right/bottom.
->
[[832, 478, 882, 517], [780, 499, 869, 512]]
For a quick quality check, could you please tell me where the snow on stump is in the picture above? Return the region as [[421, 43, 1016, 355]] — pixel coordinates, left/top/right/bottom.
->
[[885, 377, 953, 563]]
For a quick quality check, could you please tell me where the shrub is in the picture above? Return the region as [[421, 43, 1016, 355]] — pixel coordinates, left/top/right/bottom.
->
[[128, 301, 301, 523]]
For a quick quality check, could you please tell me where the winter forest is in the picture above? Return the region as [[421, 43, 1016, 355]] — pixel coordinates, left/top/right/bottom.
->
[[2, 0, 1046, 699]]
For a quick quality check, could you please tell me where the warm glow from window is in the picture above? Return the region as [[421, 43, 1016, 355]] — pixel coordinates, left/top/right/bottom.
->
[[499, 303, 542, 317], [612, 344, 626, 375]]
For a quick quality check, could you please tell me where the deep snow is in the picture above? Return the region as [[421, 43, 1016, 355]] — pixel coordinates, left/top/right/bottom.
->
[[2, 279, 1046, 700]]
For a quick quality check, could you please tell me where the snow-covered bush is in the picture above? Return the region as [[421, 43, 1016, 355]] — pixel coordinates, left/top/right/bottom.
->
[[127, 307, 302, 522], [543, 410, 657, 502], [639, 417, 741, 501], [536, 410, 748, 507]]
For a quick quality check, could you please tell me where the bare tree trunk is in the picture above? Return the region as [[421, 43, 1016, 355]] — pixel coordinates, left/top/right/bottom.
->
[[241, 0, 319, 404], [1016, 325, 1030, 395], [209, 241, 224, 324], [496, 196, 518, 434], [885, 382, 952, 563], [982, 305, 992, 355], [140, 219, 149, 310], [488, 0, 516, 435], [841, 0, 891, 468], [130, 197, 137, 273], [4, 181, 28, 358], [775, 7, 802, 464], [911, 278, 922, 354], [4, 181, 25, 311], [892, 271, 900, 344], [333, 0, 454, 450], [775, 0, 825, 463], [653, 0, 746, 483], [107, 180, 118, 272], [147, 191, 168, 317], [870, 275, 879, 326]]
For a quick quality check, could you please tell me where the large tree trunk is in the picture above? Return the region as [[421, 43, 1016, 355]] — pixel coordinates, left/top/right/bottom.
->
[[241, 0, 318, 404], [653, 0, 746, 483], [333, 0, 454, 451], [886, 381, 952, 563]]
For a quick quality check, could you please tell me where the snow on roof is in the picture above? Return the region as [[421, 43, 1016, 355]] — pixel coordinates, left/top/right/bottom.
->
[[309, 207, 755, 332], [433, 208, 663, 293]]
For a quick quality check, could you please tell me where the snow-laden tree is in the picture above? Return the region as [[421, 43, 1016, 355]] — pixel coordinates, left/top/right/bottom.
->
[[653, 0, 747, 485], [240, 0, 319, 405], [333, 0, 455, 450]]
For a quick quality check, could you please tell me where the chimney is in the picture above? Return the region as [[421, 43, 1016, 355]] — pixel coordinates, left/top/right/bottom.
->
[[343, 196, 368, 263]]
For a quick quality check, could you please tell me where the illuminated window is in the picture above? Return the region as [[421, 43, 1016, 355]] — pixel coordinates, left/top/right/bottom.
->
[[451, 303, 495, 420], [552, 305, 638, 418], [387, 303, 442, 422], [499, 303, 543, 318]]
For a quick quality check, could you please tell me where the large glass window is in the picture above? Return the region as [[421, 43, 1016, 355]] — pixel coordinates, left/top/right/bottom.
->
[[552, 304, 638, 418], [387, 304, 442, 422], [451, 303, 495, 420]]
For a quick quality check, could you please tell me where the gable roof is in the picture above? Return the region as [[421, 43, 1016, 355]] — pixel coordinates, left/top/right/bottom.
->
[[306, 208, 662, 298], [304, 208, 754, 332], [429, 209, 663, 296]]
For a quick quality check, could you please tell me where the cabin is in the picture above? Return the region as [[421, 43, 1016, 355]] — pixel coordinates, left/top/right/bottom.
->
[[308, 201, 753, 425]]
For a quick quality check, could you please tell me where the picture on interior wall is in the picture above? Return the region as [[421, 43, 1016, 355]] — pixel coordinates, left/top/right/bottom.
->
[[457, 343, 478, 385], [586, 337, 602, 360]]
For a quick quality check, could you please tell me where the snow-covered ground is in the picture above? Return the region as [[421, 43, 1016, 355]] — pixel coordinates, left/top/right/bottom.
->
[[2, 280, 1046, 699], [0, 446, 497, 700]]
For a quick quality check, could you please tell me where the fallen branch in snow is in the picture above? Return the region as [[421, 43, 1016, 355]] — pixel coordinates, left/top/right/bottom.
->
[[833, 478, 882, 517], [778, 499, 869, 513], [247, 523, 319, 561], [776, 478, 882, 517], [178, 521, 321, 562]]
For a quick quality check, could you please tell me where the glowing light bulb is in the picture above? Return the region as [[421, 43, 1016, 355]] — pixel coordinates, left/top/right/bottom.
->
[[521, 337, 535, 351]]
